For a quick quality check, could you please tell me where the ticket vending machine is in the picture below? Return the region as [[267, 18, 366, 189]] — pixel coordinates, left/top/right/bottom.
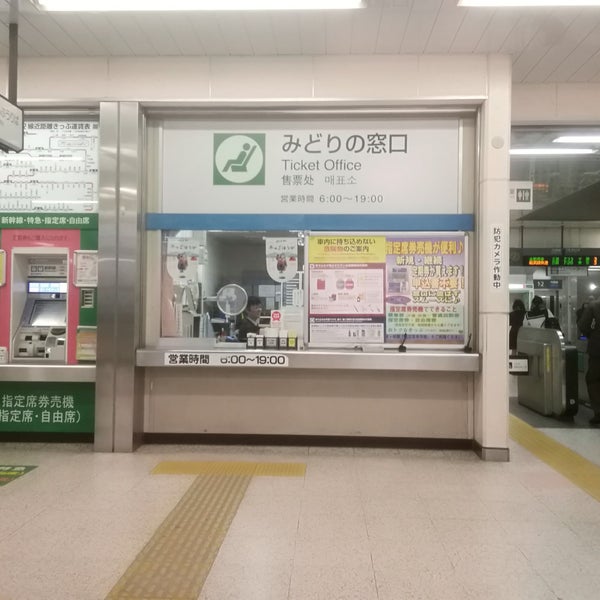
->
[[10, 250, 69, 364]]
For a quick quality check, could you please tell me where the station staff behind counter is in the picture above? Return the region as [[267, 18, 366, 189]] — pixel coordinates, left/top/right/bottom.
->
[[237, 296, 263, 342]]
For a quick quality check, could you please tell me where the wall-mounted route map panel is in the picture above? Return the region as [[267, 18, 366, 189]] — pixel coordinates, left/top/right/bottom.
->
[[0, 120, 99, 213]]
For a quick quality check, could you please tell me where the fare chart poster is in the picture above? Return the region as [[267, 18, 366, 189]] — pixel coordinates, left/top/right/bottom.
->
[[307, 234, 466, 347]]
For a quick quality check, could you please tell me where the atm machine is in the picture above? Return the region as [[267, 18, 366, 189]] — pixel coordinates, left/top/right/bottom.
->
[[10, 251, 69, 363]]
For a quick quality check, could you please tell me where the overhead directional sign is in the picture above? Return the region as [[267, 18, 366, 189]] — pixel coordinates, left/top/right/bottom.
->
[[0, 94, 23, 152]]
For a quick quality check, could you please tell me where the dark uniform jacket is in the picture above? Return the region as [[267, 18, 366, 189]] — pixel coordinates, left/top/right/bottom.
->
[[578, 300, 600, 357]]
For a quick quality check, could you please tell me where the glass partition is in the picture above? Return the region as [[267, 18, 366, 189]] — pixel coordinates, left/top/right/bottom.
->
[[159, 229, 468, 350]]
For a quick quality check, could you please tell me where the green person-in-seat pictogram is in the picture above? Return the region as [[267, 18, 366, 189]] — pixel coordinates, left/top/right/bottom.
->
[[222, 143, 257, 173]]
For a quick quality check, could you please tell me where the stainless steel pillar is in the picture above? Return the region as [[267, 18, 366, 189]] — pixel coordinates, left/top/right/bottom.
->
[[95, 102, 144, 452]]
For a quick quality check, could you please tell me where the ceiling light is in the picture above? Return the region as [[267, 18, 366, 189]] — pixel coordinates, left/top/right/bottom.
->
[[510, 148, 597, 155], [553, 136, 600, 144], [459, 1, 600, 6], [33, 0, 364, 10]]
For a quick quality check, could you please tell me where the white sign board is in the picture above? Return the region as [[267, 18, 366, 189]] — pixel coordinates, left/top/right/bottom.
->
[[0, 94, 23, 152], [491, 225, 504, 292], [0, 120, 99, 213], [161, 119, 460, 215], [509, 181, 533, 210]]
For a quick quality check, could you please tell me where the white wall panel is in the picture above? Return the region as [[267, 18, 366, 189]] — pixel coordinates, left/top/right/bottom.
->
[[556, 83, 600, 121], [418, 55, 487, 98], [6, 55, 599, 113], [512, 83, 557, 123], [313, 55, 419, 99], [145, 368, 472, 439], [209, 57, 314, 99], [511, 82, 600, 123], [17, 57, 109, 101], [108, 58, 211, 101]]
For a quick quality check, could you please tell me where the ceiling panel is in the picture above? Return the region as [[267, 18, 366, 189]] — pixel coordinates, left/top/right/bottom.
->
[[25, 14, 85, 56], [325, 12, 353, 55], [350, 8, 382, 55], [216, 12, 254, 56], [568, 49, 600, 83], [400, 0, 443, 54], [299, 13, 327, 56], [78, 14, 131, 56], [547, 21, 600, 82], [511, 12, 577, 83], [499, 14, 544, 60], [271, 13, 302, 55], [522, 14, 600, 84], [163, 15, 206, 56], [425, 1, 466, 54], [189, 14, 228, 56], [15, 15, 61, 56], [132, 14, 179, 56], [49, 14, 110, 56], [376, 7, 410, 54], [473, 11, 519, 53], [243, 13, 277, 56], [450, 10, 492, 53], [1, 2, 600, 83]]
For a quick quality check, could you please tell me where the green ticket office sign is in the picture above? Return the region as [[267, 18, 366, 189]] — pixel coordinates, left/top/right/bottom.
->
[[0, 382, 94, 433]]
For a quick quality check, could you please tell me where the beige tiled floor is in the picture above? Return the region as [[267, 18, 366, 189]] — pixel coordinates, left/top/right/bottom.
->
[[1, 440, 600, 600]]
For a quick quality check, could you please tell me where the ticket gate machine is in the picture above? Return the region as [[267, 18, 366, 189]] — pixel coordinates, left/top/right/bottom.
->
[[516, 327, 578, 419], [10, 252, 68, 364]]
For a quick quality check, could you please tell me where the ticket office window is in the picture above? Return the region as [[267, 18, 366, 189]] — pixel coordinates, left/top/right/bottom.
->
[[159, 229, 304, 340], [158, 229, 468, 350]]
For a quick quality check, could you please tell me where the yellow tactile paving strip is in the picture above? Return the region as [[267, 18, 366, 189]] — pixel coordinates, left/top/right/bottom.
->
[[510, 414, 600, 501], [106, 461, 305, 600], [152, 460, 306, 477]]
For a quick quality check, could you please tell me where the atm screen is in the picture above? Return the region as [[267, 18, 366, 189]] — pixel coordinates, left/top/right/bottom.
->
[[29, 300, 67, 327], [28, 281, 68, 294]]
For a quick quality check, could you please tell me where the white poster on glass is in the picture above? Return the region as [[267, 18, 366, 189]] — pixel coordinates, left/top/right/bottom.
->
[[265, 237, 298, 282], [73, 251, 98, 287]]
